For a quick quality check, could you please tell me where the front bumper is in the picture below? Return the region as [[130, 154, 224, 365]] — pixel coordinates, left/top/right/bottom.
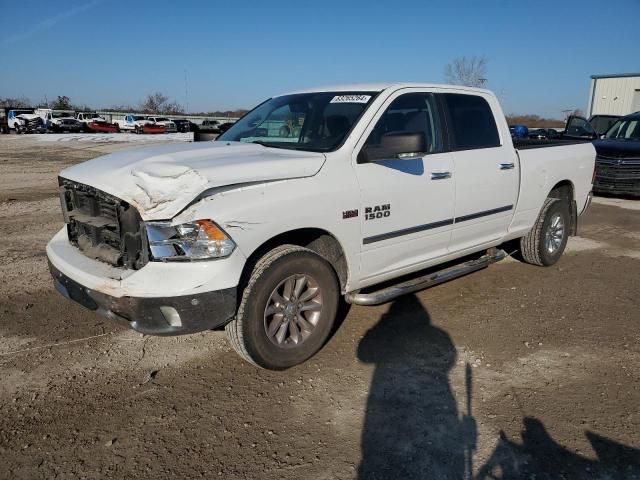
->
[[49, 261, 236, 335]]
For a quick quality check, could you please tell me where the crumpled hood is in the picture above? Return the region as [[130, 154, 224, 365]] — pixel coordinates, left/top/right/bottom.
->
[[60, 141, 326, 220]]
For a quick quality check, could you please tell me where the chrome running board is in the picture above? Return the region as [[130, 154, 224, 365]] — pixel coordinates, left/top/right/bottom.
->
[[345, 249, 507, 306]]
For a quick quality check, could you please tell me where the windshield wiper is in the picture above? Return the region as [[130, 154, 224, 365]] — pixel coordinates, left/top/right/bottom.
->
[[250, 140, 295, 150], [249, 140, 328, 152]]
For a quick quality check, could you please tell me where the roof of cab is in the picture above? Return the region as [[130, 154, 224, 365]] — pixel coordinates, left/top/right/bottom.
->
[[281, 82, 491, 96]]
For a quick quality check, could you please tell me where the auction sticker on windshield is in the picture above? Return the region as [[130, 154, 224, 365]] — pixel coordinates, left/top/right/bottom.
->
[[330, 95, 371, 103]]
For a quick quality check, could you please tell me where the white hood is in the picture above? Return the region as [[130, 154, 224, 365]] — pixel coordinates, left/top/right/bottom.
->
[[17, 114, 40, 121], [60, 141, 326, 220]]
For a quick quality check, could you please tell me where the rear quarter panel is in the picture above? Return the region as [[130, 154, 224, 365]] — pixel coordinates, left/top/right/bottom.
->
[[509, 142, 595, 237]]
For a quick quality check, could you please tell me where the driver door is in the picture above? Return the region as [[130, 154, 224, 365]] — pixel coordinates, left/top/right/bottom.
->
[[354, 90, 455, 283]]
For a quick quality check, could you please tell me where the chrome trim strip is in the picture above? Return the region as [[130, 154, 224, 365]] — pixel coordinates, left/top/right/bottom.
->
[[454, 205, 513, 223], [363, 219, 454, 245], [362, 205, 514, 244]]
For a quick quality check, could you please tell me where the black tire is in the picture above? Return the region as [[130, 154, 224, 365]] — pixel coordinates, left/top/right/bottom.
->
[[520, 198, 570, 266], [226, 245, 339, 370]]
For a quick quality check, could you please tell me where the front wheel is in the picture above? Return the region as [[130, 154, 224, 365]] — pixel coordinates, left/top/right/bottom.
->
[[226, 245, 339, 370], [520, 198, 569, 266]]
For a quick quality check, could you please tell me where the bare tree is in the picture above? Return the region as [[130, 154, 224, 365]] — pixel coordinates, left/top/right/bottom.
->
[[444, 56, 488, 87], [140, 92, 169, 113], [162, 100, 185, 115], [51, 95, 72, 110], [139, 92, 185, 114], [0, 96, 31, 108]]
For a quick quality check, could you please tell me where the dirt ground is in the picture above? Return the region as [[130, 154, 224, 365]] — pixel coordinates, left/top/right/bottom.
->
[[0, 134, 638, 479]]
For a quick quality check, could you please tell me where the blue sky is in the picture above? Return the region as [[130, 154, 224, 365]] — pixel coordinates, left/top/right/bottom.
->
[[1, 0, 638, 117]]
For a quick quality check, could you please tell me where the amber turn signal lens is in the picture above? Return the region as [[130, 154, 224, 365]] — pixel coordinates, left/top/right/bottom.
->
[[196, 220, 227, 241]]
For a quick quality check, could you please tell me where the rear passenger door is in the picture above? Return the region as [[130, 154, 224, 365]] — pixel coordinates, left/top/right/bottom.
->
[[441, 92, 519, 252], [354, 90, 455, 283]]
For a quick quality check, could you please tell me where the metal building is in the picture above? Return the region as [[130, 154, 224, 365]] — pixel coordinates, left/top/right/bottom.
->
[[588, 73, 640, 116]]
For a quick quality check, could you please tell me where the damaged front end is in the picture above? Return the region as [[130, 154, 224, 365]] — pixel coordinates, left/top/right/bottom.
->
[[59, 178, 149, 270]]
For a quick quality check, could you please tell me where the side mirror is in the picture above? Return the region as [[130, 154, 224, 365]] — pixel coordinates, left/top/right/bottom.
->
[[359, 132, 427, 163]]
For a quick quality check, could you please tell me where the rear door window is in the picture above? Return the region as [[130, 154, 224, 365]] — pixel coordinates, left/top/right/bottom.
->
[[442, 93, 500, 150]]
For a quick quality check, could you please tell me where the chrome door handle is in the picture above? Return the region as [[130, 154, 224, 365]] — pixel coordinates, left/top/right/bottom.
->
[[431, 171, 451, 180], [500, 162, 515, 170]]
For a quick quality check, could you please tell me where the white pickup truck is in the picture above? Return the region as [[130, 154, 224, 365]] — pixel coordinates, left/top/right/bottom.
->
[[146, 116, 178, 133], [76, 112, 107, 125], [116, 114, 150, 132], [47, 83, 595, 369]]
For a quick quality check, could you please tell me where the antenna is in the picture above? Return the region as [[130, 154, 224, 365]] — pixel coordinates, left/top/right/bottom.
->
[[184, 69, 189, 114]]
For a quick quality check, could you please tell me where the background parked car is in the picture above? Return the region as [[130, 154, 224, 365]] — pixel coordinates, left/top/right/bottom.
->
[[199, 119, 220, 132], [35, 109, 78, 131], [116, 114, 149, 132], [217, 121, 235, 134], [6, 109, 36, 133], [53, 118, 83, 133], [172, 118, 198, 133], [0, 109, 7, 134], [76, 112, 107, 130], [592, 112, 640, 197], [14, 115, 46, 134]]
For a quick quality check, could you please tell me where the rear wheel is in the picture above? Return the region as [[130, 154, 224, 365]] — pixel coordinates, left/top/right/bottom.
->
[[226, 245, 339, 370], [520, 198, 569, 266]]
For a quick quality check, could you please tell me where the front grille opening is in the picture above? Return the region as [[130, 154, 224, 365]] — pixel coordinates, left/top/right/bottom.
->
[[59, 178, 149, 269]]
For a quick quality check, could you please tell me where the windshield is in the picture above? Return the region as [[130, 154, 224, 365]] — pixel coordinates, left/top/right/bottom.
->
[[53, 111, 74, 118], [590, 115, 619, 136], [218, 92, 377, 151], [155, 117, 169, 122], [133, 116, 146, 121], [605, 118, 640, 140]]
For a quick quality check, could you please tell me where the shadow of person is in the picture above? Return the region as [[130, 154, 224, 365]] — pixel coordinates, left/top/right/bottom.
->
[[357, 295, 473, 480], [476, 417, 640, 479]]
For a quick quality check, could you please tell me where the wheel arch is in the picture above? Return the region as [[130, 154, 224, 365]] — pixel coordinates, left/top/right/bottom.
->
[[240, 228, 349, 295], [547, 180, 577, 235]]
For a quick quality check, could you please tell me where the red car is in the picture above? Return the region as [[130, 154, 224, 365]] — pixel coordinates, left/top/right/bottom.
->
[[87, 121, 120, 133]]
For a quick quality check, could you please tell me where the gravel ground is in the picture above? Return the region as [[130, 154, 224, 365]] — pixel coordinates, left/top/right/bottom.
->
[[0, 135, 638, 479]]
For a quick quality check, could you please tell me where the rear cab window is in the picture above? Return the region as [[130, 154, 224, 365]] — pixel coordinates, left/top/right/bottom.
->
[[442, 93, 501, 150]]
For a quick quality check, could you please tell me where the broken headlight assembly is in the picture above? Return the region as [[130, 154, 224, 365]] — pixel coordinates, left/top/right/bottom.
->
[[145, 220, 235, 261]]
